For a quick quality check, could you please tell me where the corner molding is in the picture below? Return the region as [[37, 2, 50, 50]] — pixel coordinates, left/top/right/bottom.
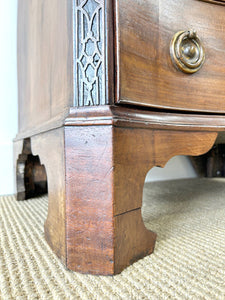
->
[[65, 105, 225, 132]]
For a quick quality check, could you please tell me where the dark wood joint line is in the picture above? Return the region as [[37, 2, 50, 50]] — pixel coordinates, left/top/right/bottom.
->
[[114, 206, 142, 218]]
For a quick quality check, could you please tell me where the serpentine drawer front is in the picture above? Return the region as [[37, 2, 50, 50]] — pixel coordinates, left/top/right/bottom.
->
[[116, 0, 225, 112]]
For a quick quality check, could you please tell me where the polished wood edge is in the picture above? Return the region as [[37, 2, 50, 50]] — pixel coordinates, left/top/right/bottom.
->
[[65, 105, 225, 131], [119, 98, 225, 114], [114, 0, 120, 104], [197, 0, 225, 5], [14, 107, 70, 141]]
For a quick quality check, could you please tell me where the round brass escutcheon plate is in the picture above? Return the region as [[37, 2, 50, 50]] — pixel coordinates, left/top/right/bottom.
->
[[170, 30, 205, 74]]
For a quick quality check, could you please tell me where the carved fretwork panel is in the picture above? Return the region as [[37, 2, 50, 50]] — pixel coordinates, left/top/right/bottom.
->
[[74, 0, 107, 106]]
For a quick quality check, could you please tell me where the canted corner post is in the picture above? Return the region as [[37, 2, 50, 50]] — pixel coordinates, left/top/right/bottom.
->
[[64, 123, 156, 275]]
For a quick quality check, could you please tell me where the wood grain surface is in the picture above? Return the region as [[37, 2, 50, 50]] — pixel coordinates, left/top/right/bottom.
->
[[65, 125, 115, 275], [65, 105, 225, 132], [116, 0, 225, 112], [64, 123, 217, 274], [17, 0, 73, 134], [65, 124, 157, 275], [62, 106, 219, 274], [31, 128, 66, 264], [14, 129, 66, 263]]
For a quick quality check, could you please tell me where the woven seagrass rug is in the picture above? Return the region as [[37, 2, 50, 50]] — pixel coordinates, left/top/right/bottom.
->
[[0, 178, 225, 299]]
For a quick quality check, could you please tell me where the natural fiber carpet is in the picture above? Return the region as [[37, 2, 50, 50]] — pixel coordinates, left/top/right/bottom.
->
[[1, 178, 225, 299]]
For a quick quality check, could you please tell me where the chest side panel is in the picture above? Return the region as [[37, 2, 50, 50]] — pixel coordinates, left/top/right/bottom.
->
[[17, 0, 73, 134]]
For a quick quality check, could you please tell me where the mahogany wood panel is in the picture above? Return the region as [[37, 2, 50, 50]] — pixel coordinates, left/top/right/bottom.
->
[[114, 209, 156, 274], [116, 0, 225, 112], [65, 126, 115, 275], [31, 128, 66, 264], [113, 128, 218, 216], [17, 0, 73, 134], [65, 125, 157, 275], [14, 130, 66, 263]]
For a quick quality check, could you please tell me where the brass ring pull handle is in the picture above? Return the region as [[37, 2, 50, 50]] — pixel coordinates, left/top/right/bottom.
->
[[170, 30, 205, 74]]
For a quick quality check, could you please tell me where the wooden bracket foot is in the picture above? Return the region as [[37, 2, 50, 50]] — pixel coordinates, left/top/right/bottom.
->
[[14, 106, 219, 275]]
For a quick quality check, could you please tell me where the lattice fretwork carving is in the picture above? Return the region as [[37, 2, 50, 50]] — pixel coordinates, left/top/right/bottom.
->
[[74, 0, 106, 106]]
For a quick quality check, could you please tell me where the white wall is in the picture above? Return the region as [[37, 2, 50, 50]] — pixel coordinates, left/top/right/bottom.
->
[[0, 1, 197, 195], [146, 156, 197, 182], [0, 1, 18, 195]]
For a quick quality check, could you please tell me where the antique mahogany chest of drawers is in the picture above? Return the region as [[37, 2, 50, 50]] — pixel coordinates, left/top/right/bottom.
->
[[14, 0, 225, 275]]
